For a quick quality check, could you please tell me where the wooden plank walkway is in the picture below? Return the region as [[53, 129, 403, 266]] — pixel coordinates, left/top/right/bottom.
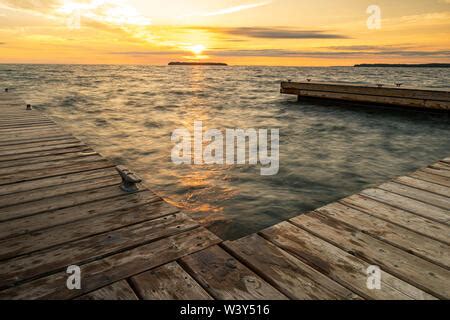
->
[[166, 160, 449, 301], [0, 91, 221, 299], [281, 81, 450, 110], [0, 89, 449, 300]]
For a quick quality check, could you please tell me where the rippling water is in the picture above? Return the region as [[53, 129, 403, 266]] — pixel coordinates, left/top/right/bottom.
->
[[1, 64, 449, 240]]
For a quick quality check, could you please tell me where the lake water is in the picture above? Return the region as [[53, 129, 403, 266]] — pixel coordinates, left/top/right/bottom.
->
[[1, 65, 449, 240]]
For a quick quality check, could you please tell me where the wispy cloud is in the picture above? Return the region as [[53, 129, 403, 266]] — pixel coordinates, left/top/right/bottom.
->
[[182, 1, 271, 18], [217, 27, 348, 39], [0, 0, 152, 26], [109, 50, 186, 56], [208, 48, 450, 58]]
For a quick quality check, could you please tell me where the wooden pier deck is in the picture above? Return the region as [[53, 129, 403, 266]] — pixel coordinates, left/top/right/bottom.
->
[[0, 91, 221, 299], [281, 81, 450, 110], [0, 90, 449, 300]]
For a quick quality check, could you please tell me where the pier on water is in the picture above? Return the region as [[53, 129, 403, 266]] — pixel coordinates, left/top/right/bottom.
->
[[281, 81, 450, 110], [0, 89, 449, 300]]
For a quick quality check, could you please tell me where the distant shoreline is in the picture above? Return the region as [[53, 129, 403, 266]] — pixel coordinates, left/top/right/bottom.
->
[[355, 63, 450, 68], [168, 62, 228, 66]]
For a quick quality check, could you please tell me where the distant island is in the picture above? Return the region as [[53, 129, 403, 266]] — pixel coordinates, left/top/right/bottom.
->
[[355, 63, 450, 68], [168, 62, 228, 66]]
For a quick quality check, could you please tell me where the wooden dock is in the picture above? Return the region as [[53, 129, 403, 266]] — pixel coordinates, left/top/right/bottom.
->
[[0, 91, 221, 299], [0, 89, 449, 300], [281, 81, 450, 110]]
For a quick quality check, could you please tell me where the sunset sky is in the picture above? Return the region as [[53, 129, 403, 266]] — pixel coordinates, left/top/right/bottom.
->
[[0, 0, 449, 66]]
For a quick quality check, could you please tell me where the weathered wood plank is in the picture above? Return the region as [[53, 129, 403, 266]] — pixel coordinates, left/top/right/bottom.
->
[[261, 222, 436, 300], [131, 262, 212, 300], [281, 81, 450, 101], [0, 123, 57, 130], [78, 281, 138, 300], [0, 183, 144, 223], [0, 167, 115, 196], [0, 123, 61, 134], [0, 150, 98, 170], [410, 170, 450, 188], [316, 203, 450, 268], [0, 146, 93, 162], [0, 200, 178, 260], [180, 245, 287, 300], [378, 182, 450, 209], [0, 172, 118, 208], [0, 154, 103, 177], [0, 122, 55, 129], [0, 138, 80, 153], [423, 167, 450, 178], [224, 234, 360, 300], [0, 134, 75, 147], [341, 194, 450, 244], [290, 213, 450, 299], [0, 172, 121, 212], [395, 176, 450, 197], [0, 141, 85, 157], [434, 162, 450, 170], [0, 190, 160, 240], [0, 227, 220, 299], [297, 89, 436, 109], [360, 188, 449, 224], [0, 159, 113, 185], [0, 213, 199, 289], [0, 129, 67, 141]]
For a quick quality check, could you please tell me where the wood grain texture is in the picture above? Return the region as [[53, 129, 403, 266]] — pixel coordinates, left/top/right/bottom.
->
[[0, 199, 178, 260], [261, 222, 436, 300], [224, 234, 360, 300], [0, 227, 220, 299], [394, 176, 450, 197], [78, 281, 138, 300], [180, 245, 287, 300], [290, 213, 450, 299], [131, 262, 212, 300], [360, 188, 449, 224], [341, 194, 450, 244], [378, 182, 450, 209], [0, 212, 199, 289], [316, 202, 450, 268]]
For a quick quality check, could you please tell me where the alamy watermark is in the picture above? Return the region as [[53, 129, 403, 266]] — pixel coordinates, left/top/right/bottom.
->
[[66, 265, 81, 290], [67, 10, 81, 30], [171, 121, 279, 176], [367, 265, 382, 290], [367, 5, 382, 30]]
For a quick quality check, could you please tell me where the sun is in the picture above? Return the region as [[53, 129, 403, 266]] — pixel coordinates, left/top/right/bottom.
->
[[189, 44, 206, 56]]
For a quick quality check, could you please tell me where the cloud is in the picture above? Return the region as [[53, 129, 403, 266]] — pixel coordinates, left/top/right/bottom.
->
[[182, 1, 271, 18], [0, 0, 152, 26], [195, 27, 348, 39], [325, 45, 415, 51], [206, 48, 450, 59], [109, 50, 186, 56], [0, 0, 60, 14]]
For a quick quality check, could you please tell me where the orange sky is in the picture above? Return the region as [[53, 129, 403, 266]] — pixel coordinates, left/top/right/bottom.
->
[[0, 0, 449, 66]]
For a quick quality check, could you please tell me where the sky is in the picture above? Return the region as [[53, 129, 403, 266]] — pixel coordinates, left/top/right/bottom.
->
[[0, 0, 449, 66]]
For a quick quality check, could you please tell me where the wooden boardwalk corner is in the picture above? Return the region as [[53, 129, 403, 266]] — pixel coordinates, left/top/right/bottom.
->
[[0, 90, 449, 300]]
